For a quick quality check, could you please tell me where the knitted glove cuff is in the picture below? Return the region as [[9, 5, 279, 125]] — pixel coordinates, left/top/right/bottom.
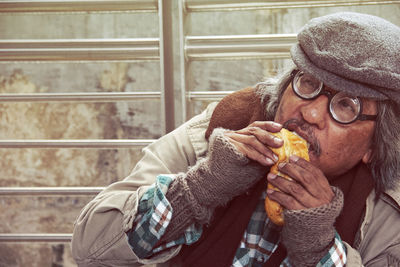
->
[[282, 186, 344, 267], [207, 128, 250, 169], [188, 128, 266, 207], [162, 174, 213, 242], [168, 174, 213, 224]]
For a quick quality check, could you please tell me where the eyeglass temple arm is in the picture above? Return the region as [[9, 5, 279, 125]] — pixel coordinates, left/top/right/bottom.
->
[[359, 114, 377, 121]]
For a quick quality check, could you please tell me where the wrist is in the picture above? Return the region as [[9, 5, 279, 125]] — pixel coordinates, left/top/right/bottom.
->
[[166, 174, 213, 225], [282, 187, 344, 266]]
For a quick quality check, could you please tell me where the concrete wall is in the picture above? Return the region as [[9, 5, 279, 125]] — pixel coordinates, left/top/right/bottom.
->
[[0, 2, 399, 266]]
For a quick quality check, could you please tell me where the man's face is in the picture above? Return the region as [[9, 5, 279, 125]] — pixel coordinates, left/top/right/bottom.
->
[[274, 82, 377, 177]]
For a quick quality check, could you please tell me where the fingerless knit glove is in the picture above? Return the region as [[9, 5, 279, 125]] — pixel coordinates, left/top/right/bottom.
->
[[161, 128, 267, 242], [281, 186, 344, 267]]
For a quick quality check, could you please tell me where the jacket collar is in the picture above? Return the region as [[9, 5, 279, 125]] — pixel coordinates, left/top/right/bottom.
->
[[383, 189, 400, 212]]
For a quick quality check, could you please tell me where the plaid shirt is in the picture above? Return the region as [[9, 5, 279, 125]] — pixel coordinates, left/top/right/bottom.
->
[[127, 175, 347, 266]]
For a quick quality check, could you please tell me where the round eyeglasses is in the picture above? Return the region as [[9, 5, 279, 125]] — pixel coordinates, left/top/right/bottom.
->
[[291, 70, 377, 124]]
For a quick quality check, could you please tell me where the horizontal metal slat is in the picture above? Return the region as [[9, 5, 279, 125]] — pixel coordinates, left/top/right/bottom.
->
[[186, 0, 400, 12], [185, 34, 296, 60], [0, 38, 159, 49], [0, 234, 72, 242], [0, 0, 158, 13], [0, 38, 159, 61], [0, 139, 154, 148], [0, 92, 161, 102], [0, 187, 104, 195], [188, 91, 232, 101]]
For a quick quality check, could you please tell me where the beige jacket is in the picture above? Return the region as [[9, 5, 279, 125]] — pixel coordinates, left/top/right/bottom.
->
[[72, 102, 400, 267]]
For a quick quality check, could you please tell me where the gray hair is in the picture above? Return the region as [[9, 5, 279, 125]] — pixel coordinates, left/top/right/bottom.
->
[[255, 68, 400, 194], [369, 101, 400, 194], [255, 68, 294, 120]]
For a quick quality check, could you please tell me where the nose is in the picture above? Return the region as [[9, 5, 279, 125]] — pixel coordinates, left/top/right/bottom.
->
[[299, 95, 329, 129]]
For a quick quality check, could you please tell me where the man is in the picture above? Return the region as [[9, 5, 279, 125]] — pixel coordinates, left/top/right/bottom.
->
[[72, 12, 400, 266]]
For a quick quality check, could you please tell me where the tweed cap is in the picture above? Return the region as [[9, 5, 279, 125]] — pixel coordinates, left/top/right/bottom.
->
[[290, 12, 400, 104]]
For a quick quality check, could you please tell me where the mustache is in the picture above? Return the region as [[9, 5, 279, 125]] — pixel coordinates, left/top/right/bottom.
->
[[282, 119, 321, 157]]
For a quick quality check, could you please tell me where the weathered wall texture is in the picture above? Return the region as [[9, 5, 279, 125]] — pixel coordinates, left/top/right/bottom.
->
[[0, 2, 399, 266]]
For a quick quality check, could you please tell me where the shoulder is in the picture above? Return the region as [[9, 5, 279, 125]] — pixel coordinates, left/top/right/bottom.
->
[[205, 87, 265, 139], [358, 190, 400, 265]]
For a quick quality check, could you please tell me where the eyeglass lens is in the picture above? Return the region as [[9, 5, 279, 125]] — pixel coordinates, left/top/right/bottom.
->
[[293, 71, 361, 123], [330, 93, 361, 123], [294, 72, 322, 98]]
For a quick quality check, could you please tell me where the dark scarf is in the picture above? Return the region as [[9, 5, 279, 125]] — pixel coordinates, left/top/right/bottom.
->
[[179, 88, 374, 266]]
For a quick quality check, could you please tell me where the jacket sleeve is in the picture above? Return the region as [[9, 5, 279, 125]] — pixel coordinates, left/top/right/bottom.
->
[[71, 103, 217, 266], [126, 174, 203, 259]]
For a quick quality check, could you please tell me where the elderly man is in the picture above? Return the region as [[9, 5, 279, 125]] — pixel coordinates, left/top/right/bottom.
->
[[72, 12, 400, 266]]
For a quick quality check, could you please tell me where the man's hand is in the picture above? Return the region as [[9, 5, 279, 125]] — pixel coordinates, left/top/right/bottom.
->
[[224, 121, 284, 167], [269, 155, 344, 266], [266, 155, 335, 210]]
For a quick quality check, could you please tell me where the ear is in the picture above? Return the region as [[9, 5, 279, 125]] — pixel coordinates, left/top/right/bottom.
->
[[362, 149, 373, 164]]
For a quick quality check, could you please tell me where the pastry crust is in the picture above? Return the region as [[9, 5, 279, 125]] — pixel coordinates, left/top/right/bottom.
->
[[264, 128, 309, 226]]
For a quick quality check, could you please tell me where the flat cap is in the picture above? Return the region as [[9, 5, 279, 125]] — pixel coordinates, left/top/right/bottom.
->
[[291, 12, 400, 104]]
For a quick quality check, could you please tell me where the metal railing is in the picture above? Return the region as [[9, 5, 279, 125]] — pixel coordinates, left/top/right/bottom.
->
[[1, 0, 399, 244], [0, 187, 104, 195], [188, 90, 234, 101], [0, 0, 171, 243], [0, 0, 158, 13], [0, 234, 72, 242], [185, 0, 400, 12], [0, 38, 159, 61], [178, 0, 400, 121], [0, 1, 174, 133], [0, 92, 161, 102], [185, 34, 296, 60], [0, 139, 153, 148]]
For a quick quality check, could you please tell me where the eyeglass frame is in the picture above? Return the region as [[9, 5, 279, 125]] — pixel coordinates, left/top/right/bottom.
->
[[290, 70, 378, 124]]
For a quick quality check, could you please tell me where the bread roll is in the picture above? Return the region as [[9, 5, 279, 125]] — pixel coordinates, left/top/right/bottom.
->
[[264, 128, 309, 226]]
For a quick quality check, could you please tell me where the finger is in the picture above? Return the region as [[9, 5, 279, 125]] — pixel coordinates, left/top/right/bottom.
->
[[278, 158, 334, 204], [266, 186, 305, 210], [291, 156, 332, 191], [248, 121, 282, 133], [289, 155, 330, 188], [267, 172, 319, 208], [227, 136, 275, 166], [289, 156, 334, 202], [225, 131, 279, 163], [234, 126, 284, 149]]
